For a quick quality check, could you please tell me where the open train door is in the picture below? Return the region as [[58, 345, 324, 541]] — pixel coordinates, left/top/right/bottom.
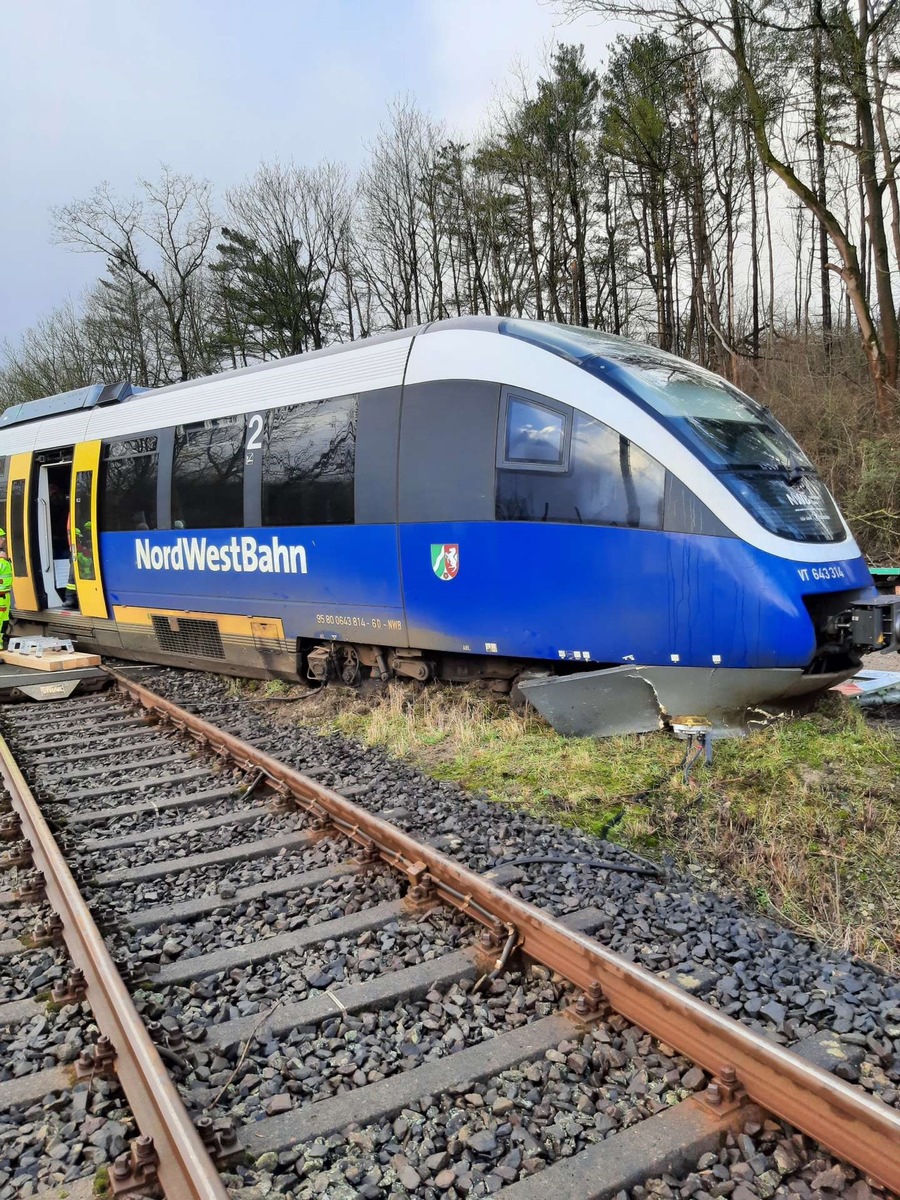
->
[[32, 447, 74, 609], [7, 452, 40, 613], [70, 441, 108, 619]]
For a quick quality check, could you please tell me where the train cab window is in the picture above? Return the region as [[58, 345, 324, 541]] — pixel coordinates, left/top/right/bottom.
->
[[173, 417, 244, 529], [497, 401, 664, 530], [262, 395, 356, 526], [503, 396, 569, 468], [101, 437, 159, 532]]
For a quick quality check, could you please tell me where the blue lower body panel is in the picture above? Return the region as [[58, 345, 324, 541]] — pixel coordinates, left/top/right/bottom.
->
[[98, 522, 873, 673], [397, 522, 873, 670], [99, 526, 407, 642]]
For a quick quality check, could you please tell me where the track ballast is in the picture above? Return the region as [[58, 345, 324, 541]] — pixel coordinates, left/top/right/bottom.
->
[[0, 668, 897, 1199]]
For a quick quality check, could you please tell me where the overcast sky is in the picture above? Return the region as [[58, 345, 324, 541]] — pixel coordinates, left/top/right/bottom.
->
[[0, 0, 621, 347]]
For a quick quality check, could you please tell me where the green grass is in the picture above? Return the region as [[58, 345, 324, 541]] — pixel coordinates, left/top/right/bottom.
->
[[252, 680, 900, 969]]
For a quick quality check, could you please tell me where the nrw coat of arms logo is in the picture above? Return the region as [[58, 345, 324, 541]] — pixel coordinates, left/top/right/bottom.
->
[[431, 543, 459, 580]]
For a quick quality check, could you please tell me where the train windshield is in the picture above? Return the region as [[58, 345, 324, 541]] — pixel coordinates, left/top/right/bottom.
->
[[499, 320, 846, 543]]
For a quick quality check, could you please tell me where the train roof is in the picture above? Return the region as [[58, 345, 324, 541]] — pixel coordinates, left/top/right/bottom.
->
[[0, 381, 147, 432], [0, 318, 508, 455], [139, 316, 505, 402], [0, 316, 700, 456], [0, 315, 721, 427]]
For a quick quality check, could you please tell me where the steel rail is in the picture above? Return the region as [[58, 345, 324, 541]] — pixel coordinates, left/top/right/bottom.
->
[[108, 666, 900, 1192], [0, 728, 229, 1200]]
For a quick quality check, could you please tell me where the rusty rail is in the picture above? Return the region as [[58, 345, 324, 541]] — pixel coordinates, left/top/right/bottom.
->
[[108, 666, 900, 1193], [0, 727, 229, 1200]]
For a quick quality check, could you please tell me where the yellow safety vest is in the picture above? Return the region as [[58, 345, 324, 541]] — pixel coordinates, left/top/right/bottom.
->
[[0, 555, 12, 619]]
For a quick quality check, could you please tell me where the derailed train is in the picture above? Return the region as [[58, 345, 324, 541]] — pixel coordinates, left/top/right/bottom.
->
[[1, 316, 897, 734]]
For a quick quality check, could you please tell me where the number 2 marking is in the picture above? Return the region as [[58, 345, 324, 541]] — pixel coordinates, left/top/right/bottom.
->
[[246, 413, 263, 463], [246, 414, 263, 450]]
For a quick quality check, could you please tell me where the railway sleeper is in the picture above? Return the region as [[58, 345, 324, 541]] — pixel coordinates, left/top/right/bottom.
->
[[0, 682, 897, 1199]]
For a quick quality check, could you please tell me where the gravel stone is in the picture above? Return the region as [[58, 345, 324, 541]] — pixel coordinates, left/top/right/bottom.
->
[[123, 668, 900, 1113], [4, 673, 897, 1195]]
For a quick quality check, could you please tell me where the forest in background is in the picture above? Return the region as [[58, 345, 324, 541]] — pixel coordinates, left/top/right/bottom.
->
[[3, 0, 900, 560]]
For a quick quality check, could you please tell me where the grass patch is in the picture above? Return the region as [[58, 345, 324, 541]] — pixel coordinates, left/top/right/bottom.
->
[[255, 681, 900, 971]]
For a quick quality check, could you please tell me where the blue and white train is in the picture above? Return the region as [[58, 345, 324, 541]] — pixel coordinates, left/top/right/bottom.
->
[[0, 316, 895, 733]]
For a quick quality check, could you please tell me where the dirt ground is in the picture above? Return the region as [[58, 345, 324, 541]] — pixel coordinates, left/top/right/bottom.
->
[[861, 649, 900, 672]]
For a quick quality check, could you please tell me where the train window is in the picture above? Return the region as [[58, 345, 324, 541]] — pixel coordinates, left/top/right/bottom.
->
[[173, 417, 245, 529], [9, 480, 26, 575], [263, 396, 356, 526], [73, 471, 96, 580], [0, 458, 7, 538], [726, 471, 844, 543], [503, 396, 569, 468], [500, 320, 845, 543], [101, 437, 159, 532], [497, 410, 664, 530]]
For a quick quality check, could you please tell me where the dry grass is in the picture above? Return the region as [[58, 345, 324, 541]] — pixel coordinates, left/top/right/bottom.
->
[[247, 678, 900, 970]]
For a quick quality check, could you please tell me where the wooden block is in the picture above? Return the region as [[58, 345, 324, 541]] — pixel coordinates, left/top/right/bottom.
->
[[0, 649, 101, 672]]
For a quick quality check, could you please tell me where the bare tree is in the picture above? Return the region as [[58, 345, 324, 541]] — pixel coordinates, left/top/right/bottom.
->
[[358, 99, 449, 328], [564, 0, 900, 419], [53, 168, 215, 381], [221, 160, 355, 357], [0, 303, 95, 406]]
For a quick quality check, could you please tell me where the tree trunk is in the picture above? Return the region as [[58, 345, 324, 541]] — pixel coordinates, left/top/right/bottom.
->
[[730, 1, 894, 417], [812, 28, 833, 356]]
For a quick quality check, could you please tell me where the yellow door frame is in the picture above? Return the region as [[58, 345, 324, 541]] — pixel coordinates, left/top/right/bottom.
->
[[71, 441, 108, 619], [8, 452, 39, 612]]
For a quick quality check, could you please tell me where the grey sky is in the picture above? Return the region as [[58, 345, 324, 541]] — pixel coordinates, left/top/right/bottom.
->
[[0, 0, 617, 346]]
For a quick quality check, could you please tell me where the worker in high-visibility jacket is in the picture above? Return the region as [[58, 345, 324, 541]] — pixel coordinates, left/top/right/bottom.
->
[[78, 521, 96, 581], [63, 512, 78, 609], [0, 529, 12, 646]]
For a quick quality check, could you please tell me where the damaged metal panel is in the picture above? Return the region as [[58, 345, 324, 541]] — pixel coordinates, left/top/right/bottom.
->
[[517, 664, 854, 737], [518, 667, 664, 736]]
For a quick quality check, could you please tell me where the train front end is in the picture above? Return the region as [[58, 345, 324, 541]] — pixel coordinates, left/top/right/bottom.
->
[[494, 321, 900, 734]]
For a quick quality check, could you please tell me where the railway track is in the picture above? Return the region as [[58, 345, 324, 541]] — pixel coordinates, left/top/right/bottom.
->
[[0, 667, 897, 1199]]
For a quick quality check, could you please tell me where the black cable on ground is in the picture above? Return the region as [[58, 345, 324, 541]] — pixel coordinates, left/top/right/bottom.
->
[[495, 853, 662, 877]]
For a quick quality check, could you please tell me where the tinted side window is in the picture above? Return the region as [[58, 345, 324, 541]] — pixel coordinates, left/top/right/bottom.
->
[[398, 380, 500, 523], [101, 437, 159, 532], [10, 479, 26, 575], [263, 396, 356, 526], [74, 471, 96, 579], [173, 417, 244, 530], [664, 472, 733, 537], [0, 458, 8, 539], [497, 409, 665, 529], [505, 396, 568, 465]]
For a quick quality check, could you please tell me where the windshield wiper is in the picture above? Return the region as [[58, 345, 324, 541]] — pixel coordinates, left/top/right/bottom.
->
[[720, 462, 813, 480]]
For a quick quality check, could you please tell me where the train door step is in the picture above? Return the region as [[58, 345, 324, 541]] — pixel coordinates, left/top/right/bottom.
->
[[0, 659, 107, 703]]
